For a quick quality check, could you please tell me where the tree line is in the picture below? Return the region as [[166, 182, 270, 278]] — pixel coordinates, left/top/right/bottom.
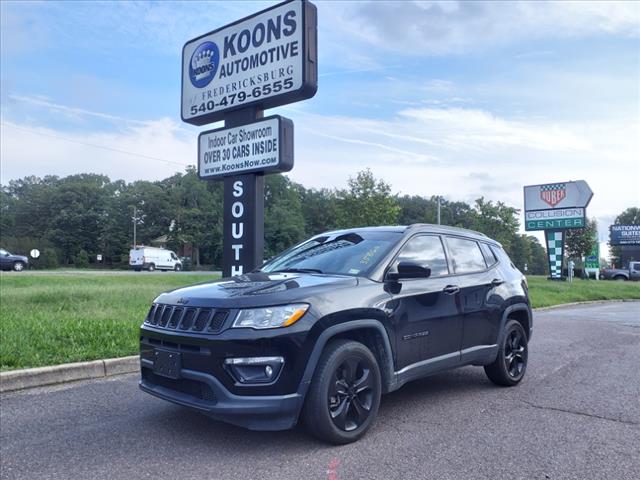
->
[[3, 167, 599, 275]]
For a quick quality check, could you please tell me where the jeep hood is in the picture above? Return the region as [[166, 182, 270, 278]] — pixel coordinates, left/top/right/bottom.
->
[[154, 271, 358, 309]]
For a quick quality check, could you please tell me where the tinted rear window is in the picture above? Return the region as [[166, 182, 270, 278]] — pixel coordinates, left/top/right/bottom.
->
[[479, 242, 498, 267], [445, 237, 487, 274]]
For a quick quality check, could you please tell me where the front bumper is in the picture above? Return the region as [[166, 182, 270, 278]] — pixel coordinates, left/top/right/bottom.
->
[[139, 358, 304, 431]]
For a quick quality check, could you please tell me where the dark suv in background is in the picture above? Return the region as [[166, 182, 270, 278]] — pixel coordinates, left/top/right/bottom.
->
[[139, 225, 532, 444], [0, 249, 29, 271]]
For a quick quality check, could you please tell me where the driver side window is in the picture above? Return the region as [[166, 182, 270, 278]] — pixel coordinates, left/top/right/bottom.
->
[[396, 235, 449, 277]]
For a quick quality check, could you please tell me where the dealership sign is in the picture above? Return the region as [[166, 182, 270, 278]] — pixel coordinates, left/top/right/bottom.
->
[[524, 207, 585, 231], [610, 225, 640, 246], [183, 0, 317, 278], [198, 115, 293, 179], [181, 0, 318, 125]]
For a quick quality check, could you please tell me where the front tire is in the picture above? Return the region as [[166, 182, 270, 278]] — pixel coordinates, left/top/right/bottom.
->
[[485, 319, 528, 386], [302, 340, 381, 444], [147, 263, 155, 272], [174, 264, 182, 272], [13, 261, 25, 272], [614, 275, 627, 281]]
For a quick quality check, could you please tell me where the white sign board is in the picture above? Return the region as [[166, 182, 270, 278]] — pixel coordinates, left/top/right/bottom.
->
[[182, 0, 317, 125], [523, 180, 593, 211], [198, 116, 293, 179]]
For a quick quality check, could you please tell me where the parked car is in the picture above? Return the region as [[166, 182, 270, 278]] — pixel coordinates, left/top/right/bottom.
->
[[0, 248, 29, 271], [139, 225, 532, 444], [129, 246, 182, 272], [601, 261, 640, 281]]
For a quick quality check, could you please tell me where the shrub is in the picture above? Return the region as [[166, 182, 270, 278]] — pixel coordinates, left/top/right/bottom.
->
[[74, 249, 90, 269]]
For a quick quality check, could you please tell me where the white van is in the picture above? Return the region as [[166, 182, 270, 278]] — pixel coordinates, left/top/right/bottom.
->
[[129, 246, 182, 272]]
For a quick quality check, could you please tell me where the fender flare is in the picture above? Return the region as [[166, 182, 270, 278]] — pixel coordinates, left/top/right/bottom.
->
[[296, 319, 396, 399], [498, 303, 533, 344]]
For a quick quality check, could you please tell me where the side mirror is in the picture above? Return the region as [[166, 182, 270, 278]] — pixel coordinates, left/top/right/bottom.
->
[[386, 261, 431, 282]]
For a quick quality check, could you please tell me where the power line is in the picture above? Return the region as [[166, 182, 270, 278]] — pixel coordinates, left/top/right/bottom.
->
[[1, 122, 192, 168]]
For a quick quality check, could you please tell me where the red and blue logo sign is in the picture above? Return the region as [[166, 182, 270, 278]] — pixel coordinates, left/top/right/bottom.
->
[[189, 41, 220, 88]]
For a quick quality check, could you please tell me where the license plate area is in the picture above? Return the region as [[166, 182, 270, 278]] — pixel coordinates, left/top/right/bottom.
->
[[153, 349, 182, 379]]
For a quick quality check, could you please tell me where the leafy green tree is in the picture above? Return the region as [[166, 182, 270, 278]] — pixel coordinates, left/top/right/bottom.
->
[[565, 218, 597, 259], [398, 195, 436, 225], [469, 198, 519, 255], [299, 186, 340, 236], [264, 175, 306, 258], [74, 249, 90, 268], [336, 169, 400, 228], [166, 168, 222, 267]]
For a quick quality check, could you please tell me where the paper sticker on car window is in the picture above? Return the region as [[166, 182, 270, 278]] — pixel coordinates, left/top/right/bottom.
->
[[348, 268, 360, 275], [360, 245, 380, 265]]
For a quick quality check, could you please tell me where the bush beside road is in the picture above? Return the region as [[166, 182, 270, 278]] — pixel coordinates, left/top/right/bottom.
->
[[1, 272, 639, 371]]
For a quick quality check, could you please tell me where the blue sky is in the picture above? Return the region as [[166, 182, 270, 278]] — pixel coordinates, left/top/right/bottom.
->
[[1, 1, 639, 245]]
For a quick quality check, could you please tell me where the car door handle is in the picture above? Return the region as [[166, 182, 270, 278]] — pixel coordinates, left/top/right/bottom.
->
[[491, 278, 505, 287], [443, 285, 460, 295]]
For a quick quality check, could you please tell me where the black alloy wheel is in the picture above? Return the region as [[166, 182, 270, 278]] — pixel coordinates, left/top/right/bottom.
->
[[504, 328, 526, 379], [484, 319, 528, 386], [328, 356, 375, 432], [303, 340, 381, 444]]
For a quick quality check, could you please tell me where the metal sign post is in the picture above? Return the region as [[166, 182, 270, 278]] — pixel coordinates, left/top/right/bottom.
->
[[181, 0, 317, 278], [524, 180, 593, 280]]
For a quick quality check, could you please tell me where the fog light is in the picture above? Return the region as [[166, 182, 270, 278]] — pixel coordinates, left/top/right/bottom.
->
[[224, 356, 284, 384]]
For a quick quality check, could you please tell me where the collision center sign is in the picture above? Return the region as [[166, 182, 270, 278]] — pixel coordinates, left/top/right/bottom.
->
[[181, 0, 317, 125], [523, 180, 593, 231], [525, 207, 586, 231], [198, 115, 293, 179]]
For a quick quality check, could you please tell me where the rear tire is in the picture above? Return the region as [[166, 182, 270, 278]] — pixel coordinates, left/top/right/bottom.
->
[[485, 319, 528, 387], [148, 263, 155, 272], [13, 261, 25, 272], [302, 340, 381, 444]]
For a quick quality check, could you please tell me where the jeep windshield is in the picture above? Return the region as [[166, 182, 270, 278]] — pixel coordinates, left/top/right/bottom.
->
[[261, 230, 401, 277]]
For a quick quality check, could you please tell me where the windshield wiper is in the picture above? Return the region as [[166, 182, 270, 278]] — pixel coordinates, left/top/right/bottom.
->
[[276, 268, 324, 274]]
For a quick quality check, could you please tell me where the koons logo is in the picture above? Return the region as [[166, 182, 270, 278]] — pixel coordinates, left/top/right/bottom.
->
[[189, 41, 220, 88]]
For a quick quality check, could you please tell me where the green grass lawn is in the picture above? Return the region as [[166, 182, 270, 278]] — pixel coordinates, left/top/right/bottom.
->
[[0, 272, 216, 371], [1, 272, 639, 371], [526, 275, 640, 308]]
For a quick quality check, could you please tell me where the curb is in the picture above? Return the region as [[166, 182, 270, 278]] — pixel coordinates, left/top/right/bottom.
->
[[0, 356, 139, 393], [532, 298, 638, 312], [2, 300, 638, 394]]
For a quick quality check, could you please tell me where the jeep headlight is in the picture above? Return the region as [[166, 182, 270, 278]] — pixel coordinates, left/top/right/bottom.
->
[[232, 304, 309, 329]]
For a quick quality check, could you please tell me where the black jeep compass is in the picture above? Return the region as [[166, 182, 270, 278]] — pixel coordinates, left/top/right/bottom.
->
[[139, 224, 532, 444]]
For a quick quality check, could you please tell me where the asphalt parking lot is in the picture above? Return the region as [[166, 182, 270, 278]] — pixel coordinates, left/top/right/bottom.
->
[[1, 302, 639, 480]]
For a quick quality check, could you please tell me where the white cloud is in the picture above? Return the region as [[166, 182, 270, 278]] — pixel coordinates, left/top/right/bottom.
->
[[338, 0, 640, 56], [0, 118, 194, 184]]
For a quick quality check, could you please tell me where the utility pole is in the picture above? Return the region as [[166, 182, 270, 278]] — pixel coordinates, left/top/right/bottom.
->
[[133, 206, 137, 248], [437, 196, 441, 225]]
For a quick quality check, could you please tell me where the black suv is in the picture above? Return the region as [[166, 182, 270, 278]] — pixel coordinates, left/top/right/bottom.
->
[[139, 225, 532, 444]]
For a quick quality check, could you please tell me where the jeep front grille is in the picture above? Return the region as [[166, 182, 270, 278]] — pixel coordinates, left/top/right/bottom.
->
[[144, 304, 229, 334]]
